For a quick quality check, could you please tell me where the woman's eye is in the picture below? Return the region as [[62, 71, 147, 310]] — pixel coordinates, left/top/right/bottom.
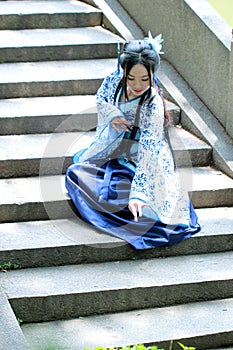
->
[[127, 77, 134, 81], [142, 78, 149, 82]]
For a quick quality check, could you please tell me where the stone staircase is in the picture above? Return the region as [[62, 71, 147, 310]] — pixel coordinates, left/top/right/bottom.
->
[[0, 1, 233, 350]]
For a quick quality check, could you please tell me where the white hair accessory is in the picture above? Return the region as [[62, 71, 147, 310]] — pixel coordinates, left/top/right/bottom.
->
[[145, 31, 164, 55]]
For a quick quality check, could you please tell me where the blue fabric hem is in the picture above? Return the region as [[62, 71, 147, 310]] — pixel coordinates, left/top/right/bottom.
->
[[65, 159, 201, 250]]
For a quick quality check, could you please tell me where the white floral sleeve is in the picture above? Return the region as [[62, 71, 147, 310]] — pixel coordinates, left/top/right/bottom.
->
[[129, 93, 190, 226], [79, 71, 125, 162], [129, 94, 165, 201]]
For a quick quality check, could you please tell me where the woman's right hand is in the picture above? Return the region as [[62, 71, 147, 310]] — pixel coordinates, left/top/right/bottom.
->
[[128, 199, 148, 222], [111, 117, 131, 133]]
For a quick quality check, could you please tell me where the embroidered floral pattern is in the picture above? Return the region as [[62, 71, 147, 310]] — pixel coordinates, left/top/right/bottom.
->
[[78, 70, 190, 225]]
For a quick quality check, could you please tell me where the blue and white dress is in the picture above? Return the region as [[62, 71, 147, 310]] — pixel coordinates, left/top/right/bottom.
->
[[65, 70, 201, 249]]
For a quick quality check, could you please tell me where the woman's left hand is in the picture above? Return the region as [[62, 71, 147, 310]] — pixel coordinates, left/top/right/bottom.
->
[[128, 199, 148, 222], [111, 116, 131, 133]]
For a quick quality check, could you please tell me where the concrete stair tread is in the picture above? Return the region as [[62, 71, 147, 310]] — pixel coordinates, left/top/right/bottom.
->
[[0, 129, 212, 177], [2, 250, 233, 299], [0, 167, 232, 224], [21, 298, 233, 349], [1, 207, 233, 249], [0, 95, 96, 119], [177, 166, 233, 191], [0, 128, 211, 161], [0, 0, 102, 32], [0, 96, 180, 135], [1, 251, 233, 324], [0, 95, 96, 120], [0, 95, 98, 135], [0, 58, 118, 97], [0, 0, 100, 16], [0, 95, 178, 119], [0, 166, 232, 204], [7, 251, 233, 297], [0, 207, 231, 249], [169, 126, 211, 150], [0, 26, 121, 48], [0, 207, 232, 268], [0, 58, 117, 84], [0, 131, 94, 160]]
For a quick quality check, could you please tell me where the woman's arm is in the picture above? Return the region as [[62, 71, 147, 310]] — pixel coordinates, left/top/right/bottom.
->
[[77, 71, 127, 162], [128, 94, 169, 220]]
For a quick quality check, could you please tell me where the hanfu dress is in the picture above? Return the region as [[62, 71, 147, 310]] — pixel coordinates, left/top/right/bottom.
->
[[65, 70, 201, 250]]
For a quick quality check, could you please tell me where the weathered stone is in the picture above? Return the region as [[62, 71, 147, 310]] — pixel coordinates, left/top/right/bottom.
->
[[0, 288, 30, 350]]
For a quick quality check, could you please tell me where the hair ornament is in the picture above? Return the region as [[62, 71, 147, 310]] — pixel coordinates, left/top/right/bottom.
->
[[117, 42, 121, 75], [145, 31, 164, 55]]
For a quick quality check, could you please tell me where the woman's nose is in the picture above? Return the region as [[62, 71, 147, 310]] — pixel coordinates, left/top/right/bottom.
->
[[134, 80, 142, 88]]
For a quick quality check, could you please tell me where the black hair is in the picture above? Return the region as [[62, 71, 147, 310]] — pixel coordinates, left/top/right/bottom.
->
[[114, 40, 170, 125], [121, 40, 160, 72]]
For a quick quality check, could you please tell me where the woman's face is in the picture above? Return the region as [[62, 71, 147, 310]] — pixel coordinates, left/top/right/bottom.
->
[[126, 64, 151, 99]]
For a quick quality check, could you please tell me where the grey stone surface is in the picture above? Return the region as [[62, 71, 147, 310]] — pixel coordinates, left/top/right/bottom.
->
[[21, 298, 233, 349], [0, 26, 123, 62], [0, 166, 233, 222], [0, 96, 180, 136], [0, 58, 117, 98], [0, 131, 95, 177], [169, 126, 212, 167], [0, 26, 120, 48], [0, 0, 101, 30], [0, 127, 211, 177], [158, 60, 233, 179], [0, 58, 116, 84], [0, 0, 100, 15], [0, 288, 30, 350], [0, 207, 232, 268], [0, 165, 233, 222], [0, 95, 98, 135], [1, 251, 233, 322], [92, 0, 143, 40]]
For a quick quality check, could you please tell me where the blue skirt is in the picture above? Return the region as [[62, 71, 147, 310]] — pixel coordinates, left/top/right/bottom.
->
[[65, 159, 201, 250]]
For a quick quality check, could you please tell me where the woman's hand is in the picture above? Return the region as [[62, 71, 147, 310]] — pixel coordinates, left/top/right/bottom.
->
[[128, 199, 148, 222], [111, 117, 131, 133]]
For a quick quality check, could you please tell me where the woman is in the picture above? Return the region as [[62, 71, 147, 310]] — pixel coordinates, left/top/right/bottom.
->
[[65, 33, 201, 249]]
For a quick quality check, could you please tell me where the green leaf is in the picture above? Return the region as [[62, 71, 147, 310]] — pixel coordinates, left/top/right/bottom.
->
[[177, 342, 196, 350]]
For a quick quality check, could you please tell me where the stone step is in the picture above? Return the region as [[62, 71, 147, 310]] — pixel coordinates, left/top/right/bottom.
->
[[0, 26, 122, 62], [0, 166, 233, 223], [0, 58, 117, 98], [0, 288, 30, 350], [21, 297, 233, 349], [0, 0, 101, 30], [1, 251, 233, 323], [0, 95, 97, 135], [0, 96, 180, 135], [0, 207, 232, 268], [0, 131, 94, 178], [0, 127, 212, 178]]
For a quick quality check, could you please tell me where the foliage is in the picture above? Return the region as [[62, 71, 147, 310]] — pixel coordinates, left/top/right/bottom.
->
[[177, 342, 195, 350], [84, 342, 195, 350], [0, 261, 20, 272], [17, 317, 23, 325]]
